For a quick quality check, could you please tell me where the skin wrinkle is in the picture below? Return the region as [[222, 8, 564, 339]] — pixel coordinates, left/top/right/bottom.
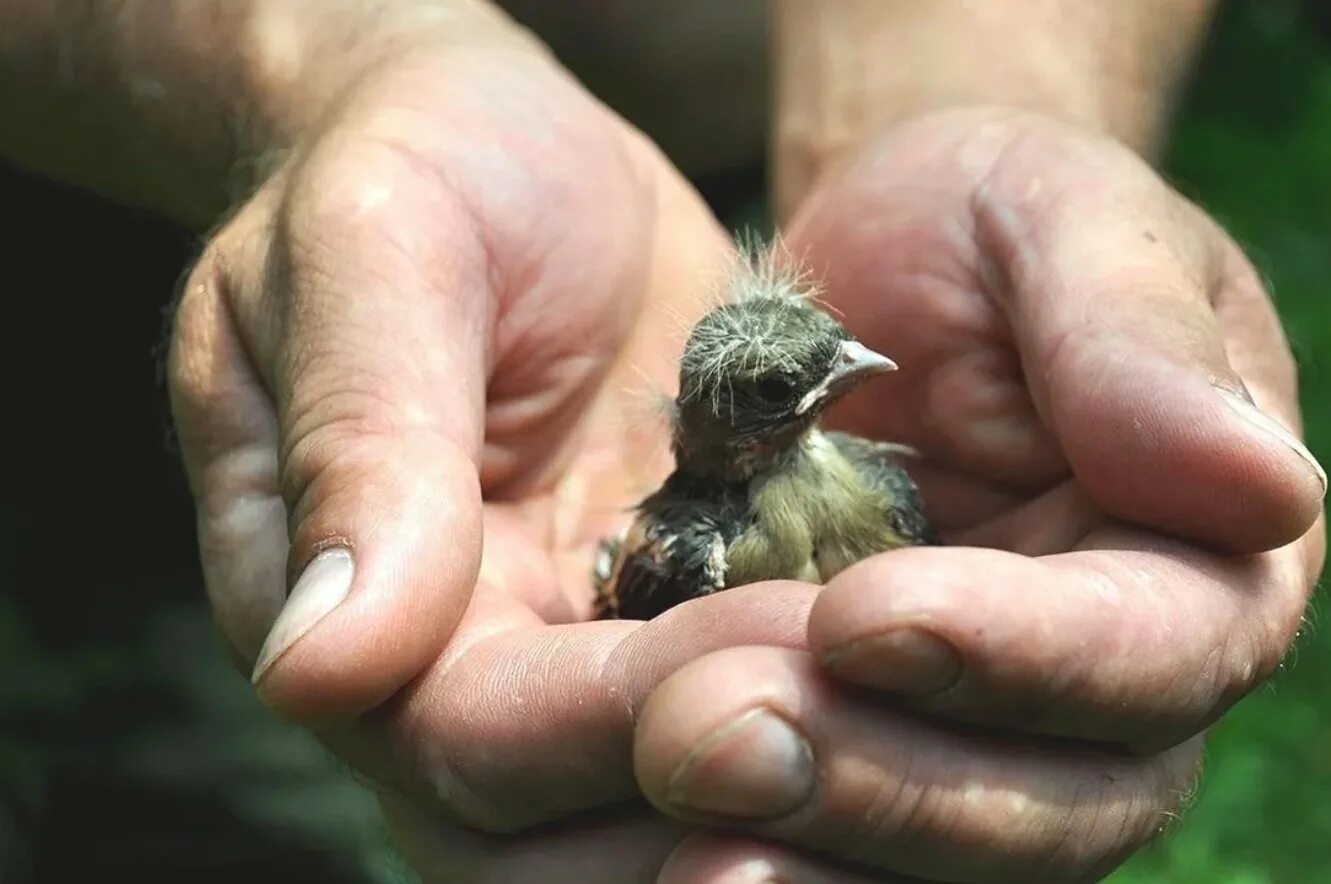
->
[[803, 163, 1078, 491], [835, 743, 921, 864], [396, 656, 551, 830], [919, 348, 1064, 490], [381, 697, 505, 830], [269, 194, 491, 459], [482, 351, 617, 496], [1112, 756, 1188, 867], [174, 251, 277, 464], [459, 118, 653, 494], [1108, 780, 1152, 876], [171, 255, 292, 660], [1036, 781, 1087, 876], [853, 543, 1264, 749], [279, 392, 434, 513], [1060, 552, 1242, 738], [961, 123, 1081, 433], [284, 137, 493, 332], [381, 618, 648, 831]]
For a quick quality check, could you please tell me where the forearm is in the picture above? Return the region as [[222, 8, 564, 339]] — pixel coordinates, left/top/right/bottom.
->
[[0, 0, 529, 229], [772, 0, 1219, 219]]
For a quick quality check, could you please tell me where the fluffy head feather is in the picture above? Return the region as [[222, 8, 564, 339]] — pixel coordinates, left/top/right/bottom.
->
[[669, 241, 894, 480]]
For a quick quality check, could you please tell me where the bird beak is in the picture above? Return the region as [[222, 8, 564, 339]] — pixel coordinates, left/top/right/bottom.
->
[[796, 339, 898, 415]]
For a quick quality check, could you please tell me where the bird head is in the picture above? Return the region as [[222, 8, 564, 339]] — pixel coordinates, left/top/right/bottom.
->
[[672, 296, 897, 480]]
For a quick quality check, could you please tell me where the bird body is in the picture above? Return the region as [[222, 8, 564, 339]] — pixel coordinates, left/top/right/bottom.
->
[[595, 428, 933, 620], [594, 252, 936, 620]]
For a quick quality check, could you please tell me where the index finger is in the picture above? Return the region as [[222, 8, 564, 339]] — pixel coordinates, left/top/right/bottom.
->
[[809, 520, 1325, 752], [321, 582, 821, 833]]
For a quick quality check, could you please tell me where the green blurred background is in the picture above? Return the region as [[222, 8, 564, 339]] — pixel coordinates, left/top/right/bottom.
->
[[1, 1, 1327, 881]]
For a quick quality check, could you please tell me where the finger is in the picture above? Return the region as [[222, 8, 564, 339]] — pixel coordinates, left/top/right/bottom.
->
[[809, 540, 1313, 751], [326, 582, 819, 833], [660, 831, 911, 884], [379, 795, 685, 884], [965, 121, 1324, 551], [636, 646, 1200, 884]]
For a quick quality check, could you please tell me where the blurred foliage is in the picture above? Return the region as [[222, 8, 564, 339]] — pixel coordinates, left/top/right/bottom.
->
[[1109, 1, 1331, 881]]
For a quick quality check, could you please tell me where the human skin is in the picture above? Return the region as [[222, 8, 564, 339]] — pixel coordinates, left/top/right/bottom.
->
[[2, 1, 1325, 881]]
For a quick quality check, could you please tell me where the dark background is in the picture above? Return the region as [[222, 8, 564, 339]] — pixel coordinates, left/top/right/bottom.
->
[[2, 1, 1329, 881]]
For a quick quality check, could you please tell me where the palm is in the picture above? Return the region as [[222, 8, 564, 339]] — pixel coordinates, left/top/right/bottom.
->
[[477, 326, 698, 625], [466, 168, 727, 626], [479, 115, 1092, 628], [301, 57, 734, 628], [790, 118, 1117, 554]]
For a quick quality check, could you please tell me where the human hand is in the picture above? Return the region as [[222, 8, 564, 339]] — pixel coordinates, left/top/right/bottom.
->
[[161, 6, 846, 878], [628, 107, 1327, 882]]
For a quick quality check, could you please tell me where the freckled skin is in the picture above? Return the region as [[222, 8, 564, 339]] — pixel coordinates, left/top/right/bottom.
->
[[595, 291, 938, 620]]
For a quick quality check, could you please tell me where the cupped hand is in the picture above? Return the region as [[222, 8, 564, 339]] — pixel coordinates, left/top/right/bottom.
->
[[629, 107, 1327, 882], [164, 23, 846, 880]]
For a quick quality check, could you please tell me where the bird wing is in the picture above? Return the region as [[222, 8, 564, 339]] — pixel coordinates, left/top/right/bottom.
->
[[824, 431, 940, 546], [595, 491, 739, 620]]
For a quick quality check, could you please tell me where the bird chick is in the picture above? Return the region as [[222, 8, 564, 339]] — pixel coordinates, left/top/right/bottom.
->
[[594, 252, 937, 620]]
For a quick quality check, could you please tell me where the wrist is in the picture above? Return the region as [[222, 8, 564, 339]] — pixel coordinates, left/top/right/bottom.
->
[[241, 1, 541, 158], [771, 0, 1217, 221], [210, 0, 554, 224], [0, 0, 545, 229]]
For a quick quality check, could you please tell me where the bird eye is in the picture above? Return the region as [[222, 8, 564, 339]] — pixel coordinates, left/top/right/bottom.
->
[[755, 376, 796, 405]]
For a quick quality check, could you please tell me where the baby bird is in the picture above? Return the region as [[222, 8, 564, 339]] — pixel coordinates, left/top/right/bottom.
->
[[594, 252, 937, 620]]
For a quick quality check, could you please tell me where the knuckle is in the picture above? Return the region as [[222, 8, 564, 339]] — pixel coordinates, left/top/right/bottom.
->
[[379, 686, 550, 836], [280, 135, 489, 291], [278, 394, 398, 519], [166, 245, 229, 404], [1044, 754, 1196, 882], [1218, 555, 1312, 707], [810, 764, 923, 864], [821, 756, 1188, 883], [276, 383, 473, 545], [405, 742, 523, 834]]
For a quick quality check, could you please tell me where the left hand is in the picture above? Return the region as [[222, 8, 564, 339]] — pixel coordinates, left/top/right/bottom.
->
[[626, 106, 1327, 882]]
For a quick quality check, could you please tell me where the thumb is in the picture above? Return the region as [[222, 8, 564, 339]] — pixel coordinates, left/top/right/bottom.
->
[[973, 133, 1325, 552], [170, 157, 489, 722]]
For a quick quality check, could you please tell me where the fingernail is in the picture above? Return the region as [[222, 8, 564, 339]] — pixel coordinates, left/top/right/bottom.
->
[[661, 859, 780, 884], [1214, 386, 1326, 495], [666, 708, 814, 819], [823, 627, 962, 695], [251, 548, 355, 684]]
